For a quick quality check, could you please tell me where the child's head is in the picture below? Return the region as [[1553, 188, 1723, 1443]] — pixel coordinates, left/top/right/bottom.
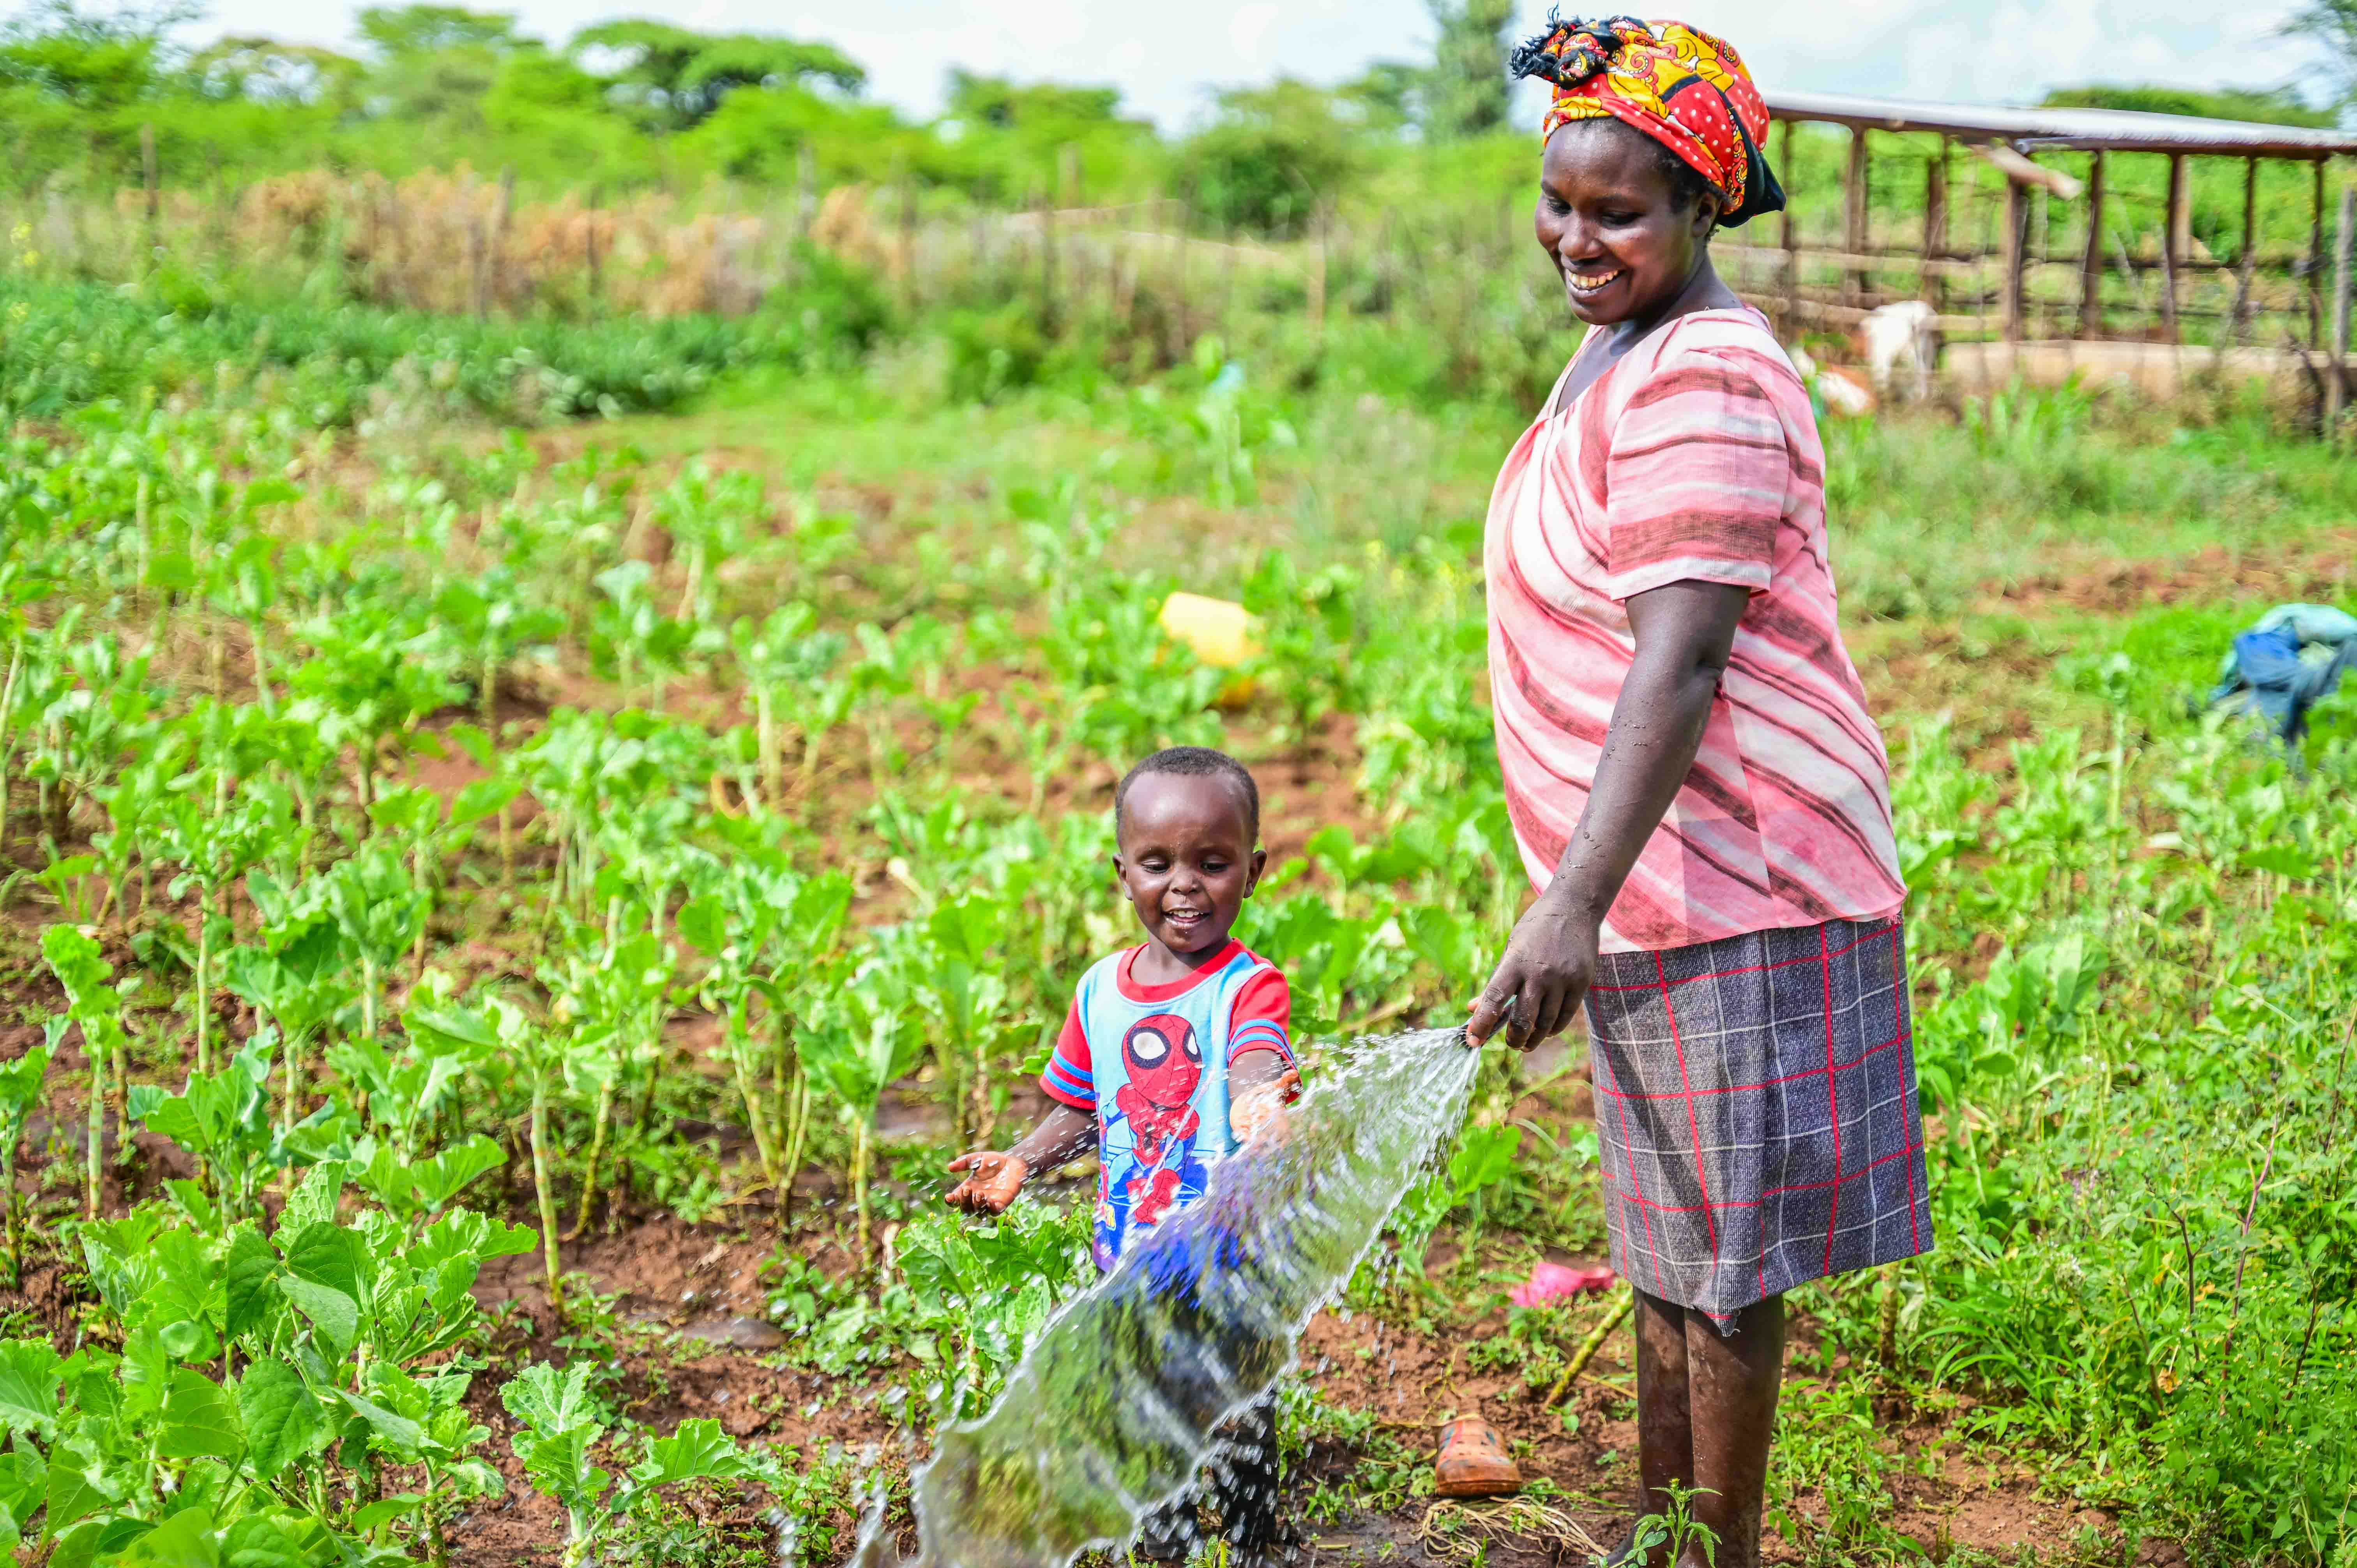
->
[[1111, 747, 1265, 962]]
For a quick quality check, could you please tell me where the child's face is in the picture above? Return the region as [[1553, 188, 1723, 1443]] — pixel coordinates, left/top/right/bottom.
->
[[1112, 773, 1265, 962]]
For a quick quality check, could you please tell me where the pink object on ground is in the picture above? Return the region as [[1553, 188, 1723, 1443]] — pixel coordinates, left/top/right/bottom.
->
[[1510, 1261, 1617, 1308]]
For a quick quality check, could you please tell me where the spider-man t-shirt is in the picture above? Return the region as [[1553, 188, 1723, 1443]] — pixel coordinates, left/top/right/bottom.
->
[[1039, 940, 1292, 1270]]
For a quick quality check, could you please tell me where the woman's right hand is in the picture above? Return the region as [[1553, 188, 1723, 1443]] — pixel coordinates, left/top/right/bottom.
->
[[1466, 887, 1601, 1050], [945, 1150, 1029, 1213]]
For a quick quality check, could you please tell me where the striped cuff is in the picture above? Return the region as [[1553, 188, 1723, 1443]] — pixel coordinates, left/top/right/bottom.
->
[[1228, 1023, 1290, 1063], [1041, 1057, 1094, 1109]]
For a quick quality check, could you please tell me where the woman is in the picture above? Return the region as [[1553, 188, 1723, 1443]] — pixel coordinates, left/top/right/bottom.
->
[[1461, 17, 1933, 1568]]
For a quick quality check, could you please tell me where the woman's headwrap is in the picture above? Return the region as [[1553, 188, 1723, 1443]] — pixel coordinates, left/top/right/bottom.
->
[[1509, 13, 1786, 228]]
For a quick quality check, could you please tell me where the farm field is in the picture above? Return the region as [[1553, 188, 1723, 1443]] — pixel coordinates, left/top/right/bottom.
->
[[1, 274, 2355, 1568]]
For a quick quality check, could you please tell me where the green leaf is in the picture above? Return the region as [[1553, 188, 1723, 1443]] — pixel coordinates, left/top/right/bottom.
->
[[0, 1447, 46, 1527], [629, 1417, 762, 1489], [449, 775, 522, 827], [334, 1389, 425, 1458], [223, 1228, 281, 1341], [405, 1135, 507, 1210], [43, 1447, 114, 1534], [516, 1427, 609, 1511], [349, 1493, 426, 1531], [51, 1516, 153, 1568], [276, 1277, 358, 1360], [499, 1360, 601, 1439], [237, 1357, 326, 1481], [119, 1506, 219, 1568], [216, 1511, 341, 1568], [676, 892, 728, 956], [157, 1368, 244, 1461], [283, 1221, 368, 1305], [0, 1340, 61, 1439], [144, 551, 199, 592]]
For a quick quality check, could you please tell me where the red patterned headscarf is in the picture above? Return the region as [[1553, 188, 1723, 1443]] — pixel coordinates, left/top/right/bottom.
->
[[1509, 13, 1786, 228]]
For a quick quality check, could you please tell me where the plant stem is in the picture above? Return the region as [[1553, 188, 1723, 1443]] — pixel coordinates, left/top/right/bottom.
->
[[566, 1077, 614, 1241], [780, 1058, 809, 1225], [728, 1021, 779, 1189], [85, 1027, 104, 1222], [853, 1114, 872, 1267], [531, 1072, 565, 1319], [1543, 1288, 1634, 1407], [2, 1139, 19, 1289], [193, 891, 213, 1076]]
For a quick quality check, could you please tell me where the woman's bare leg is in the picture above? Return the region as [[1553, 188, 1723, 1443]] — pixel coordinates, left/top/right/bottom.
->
[[1679, 1294, 1785, 1568], [1611, 1288, 1696, 1565]]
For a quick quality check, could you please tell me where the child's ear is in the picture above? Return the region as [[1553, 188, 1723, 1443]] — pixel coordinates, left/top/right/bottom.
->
[[1243, 846, 1267, 896]]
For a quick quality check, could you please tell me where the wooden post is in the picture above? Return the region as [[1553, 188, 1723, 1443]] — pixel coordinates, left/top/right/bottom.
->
[[1779, 120, 1799, 338], [2330, 173, 2352, 434], [795, 143, 817, 247], [2234, 156, 2258, 341], [2079, 150, 2104, 340], [586, 184, 602, 308], [463, 170, 484, 320], [489, 165, 513, 317], [1037, 181, 1055, 320], [140, 123, 159, 256], [1843, 127, 1868, 305], [899, 173, 918, 313], [1310, 203, 1329, 336], [2311, 158, 2328, 348], [2003, 173, 2031, 343], [1921, 141, 1948, 307], [2159, 154, 2186, 343]]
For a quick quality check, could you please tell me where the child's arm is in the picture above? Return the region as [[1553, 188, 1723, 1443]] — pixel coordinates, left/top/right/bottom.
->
[[1228, 966, 1298, 1144], [945, 1102, 1097, 1215], [1229, 1049, 1301, 1144]]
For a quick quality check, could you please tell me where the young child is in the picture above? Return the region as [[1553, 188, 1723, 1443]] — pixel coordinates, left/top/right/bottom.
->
[[946, 744, 1296, 1562]]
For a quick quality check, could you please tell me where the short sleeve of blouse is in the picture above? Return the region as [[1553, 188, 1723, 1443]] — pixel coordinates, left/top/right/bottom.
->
[[1600, 345, 1793, 603]]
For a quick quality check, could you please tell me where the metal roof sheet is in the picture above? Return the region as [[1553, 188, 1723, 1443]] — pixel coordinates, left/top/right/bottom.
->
[[1765, 90, 2357, 158]]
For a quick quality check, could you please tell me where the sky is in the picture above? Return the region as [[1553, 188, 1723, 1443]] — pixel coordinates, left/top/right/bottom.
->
[[184, 0, 2336, 129]]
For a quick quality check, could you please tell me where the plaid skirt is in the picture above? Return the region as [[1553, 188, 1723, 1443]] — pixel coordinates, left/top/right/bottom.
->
[[1585, 915, 1933, 1331]]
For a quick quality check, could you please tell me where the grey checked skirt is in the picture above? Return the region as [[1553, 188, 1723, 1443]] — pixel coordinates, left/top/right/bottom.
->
[[1584, 915, 1934, 1331]]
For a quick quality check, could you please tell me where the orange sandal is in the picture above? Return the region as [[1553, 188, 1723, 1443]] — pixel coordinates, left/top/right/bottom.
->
[[1433, 1416, 1522, 1497]]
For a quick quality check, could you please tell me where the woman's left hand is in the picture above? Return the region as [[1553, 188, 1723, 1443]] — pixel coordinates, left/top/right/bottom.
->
[[1466, 889, 1600, 1049]]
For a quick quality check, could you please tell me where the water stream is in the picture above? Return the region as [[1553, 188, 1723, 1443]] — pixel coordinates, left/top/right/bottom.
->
[[852, 1026, 1481, 1568]]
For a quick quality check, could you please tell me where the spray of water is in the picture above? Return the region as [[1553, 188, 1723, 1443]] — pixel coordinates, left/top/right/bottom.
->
[[853, 1026, 1481, 1568]]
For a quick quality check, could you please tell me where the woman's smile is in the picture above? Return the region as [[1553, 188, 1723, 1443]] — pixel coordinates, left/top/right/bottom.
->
[[1564, 263, 1625, 298]]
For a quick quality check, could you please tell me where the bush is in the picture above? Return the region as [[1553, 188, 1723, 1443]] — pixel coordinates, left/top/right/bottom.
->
[[1172, 80, 1364, 238]]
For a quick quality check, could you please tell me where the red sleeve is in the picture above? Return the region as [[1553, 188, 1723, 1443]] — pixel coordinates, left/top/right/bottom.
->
[[1039, 996, 1095, 1109], [1227, 968, 1292, 1065], [1601, 347, 1791, 602]]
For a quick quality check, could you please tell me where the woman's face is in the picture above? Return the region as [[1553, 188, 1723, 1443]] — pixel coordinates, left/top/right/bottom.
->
[[1534, 120, 1722, 326]]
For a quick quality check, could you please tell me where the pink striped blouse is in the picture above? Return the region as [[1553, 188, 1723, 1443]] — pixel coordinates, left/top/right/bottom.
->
[[1484, 305, 1905, 954]]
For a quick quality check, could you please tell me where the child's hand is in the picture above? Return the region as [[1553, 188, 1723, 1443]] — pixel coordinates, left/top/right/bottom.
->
[[945, 1150, 1030, 1214], [1232, 1069, 1302, 1145]]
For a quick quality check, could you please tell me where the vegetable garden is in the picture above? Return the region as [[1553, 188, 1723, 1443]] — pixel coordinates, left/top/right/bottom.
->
[[0, 270, 2355, 1568]]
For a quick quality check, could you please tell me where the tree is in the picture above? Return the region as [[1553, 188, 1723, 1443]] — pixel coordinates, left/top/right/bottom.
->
[[569, 19, 863, 131], [186, 35, 367, 106], [2283, 0, 2357, 113], [356, 4, 526, 58], [0, 0, 193, 109], [1174, 80, 1363, 237], [1421, 0, 1514, 140]]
